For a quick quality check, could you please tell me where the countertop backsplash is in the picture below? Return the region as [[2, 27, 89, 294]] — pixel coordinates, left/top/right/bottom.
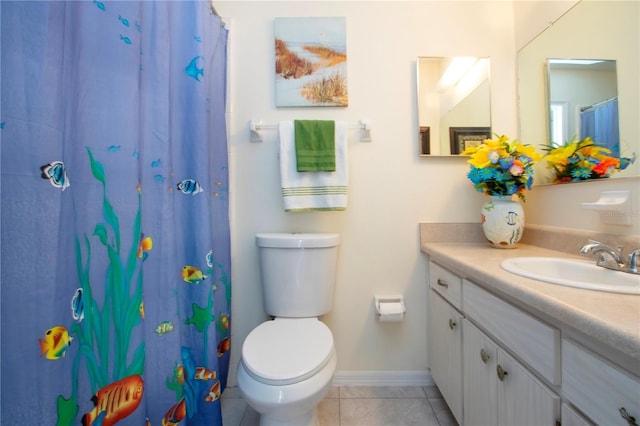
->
[[420, 223, 640, 257]]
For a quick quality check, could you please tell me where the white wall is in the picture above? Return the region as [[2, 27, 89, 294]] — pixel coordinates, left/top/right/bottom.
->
[[217, 0, 517, 384]]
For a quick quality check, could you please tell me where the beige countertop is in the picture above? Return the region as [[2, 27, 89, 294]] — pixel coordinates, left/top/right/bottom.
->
[[421, 242, 640, 368]]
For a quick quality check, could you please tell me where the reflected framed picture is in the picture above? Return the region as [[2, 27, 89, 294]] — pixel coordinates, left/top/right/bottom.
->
[[419, 126, 430, 155], [449, 127, 491, 155]]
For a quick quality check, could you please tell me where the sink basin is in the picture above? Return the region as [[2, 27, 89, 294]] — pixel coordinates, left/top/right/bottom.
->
[[500, 257, 640, 295]]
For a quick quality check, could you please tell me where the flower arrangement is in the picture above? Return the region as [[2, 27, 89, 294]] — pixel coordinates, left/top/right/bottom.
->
[[462, 134, 542, 202], [542, 137, 636, 183]]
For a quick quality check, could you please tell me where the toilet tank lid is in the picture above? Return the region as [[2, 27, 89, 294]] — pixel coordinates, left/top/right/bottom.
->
[[256, 233, 340, 248]]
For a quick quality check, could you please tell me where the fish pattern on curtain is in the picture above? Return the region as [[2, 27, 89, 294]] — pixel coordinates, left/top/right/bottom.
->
[[0, 1, 230, 425]]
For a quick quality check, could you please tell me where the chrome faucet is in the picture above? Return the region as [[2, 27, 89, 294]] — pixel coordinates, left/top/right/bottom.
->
[[580, 240, 640, 275], [580, 240, 623, 271]]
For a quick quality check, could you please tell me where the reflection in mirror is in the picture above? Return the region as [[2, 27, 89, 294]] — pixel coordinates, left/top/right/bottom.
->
[[417, 57, 491, 156], [517, 0, 639, 184], [547, 58, 618, 155]]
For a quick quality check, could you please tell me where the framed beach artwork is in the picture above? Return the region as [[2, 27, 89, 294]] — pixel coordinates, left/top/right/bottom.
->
[[274, 17, 348, 107]]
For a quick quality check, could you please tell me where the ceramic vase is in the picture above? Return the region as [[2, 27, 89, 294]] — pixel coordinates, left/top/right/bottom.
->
[[481, 196, 524, 249]]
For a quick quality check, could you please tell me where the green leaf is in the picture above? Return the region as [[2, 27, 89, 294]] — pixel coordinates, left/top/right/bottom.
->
[[126, 343, 146, 376], [86, 148, 105, 184], [55, 394, 78, 426], [93, 224, 108, 246]]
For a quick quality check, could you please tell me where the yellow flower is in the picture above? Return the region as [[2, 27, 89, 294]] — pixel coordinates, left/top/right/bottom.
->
[[544, 144, 575, 168], [514, 142, 543, 162]]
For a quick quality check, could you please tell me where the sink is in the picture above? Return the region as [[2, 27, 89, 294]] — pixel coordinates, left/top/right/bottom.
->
[[500, 257, 640, 295]]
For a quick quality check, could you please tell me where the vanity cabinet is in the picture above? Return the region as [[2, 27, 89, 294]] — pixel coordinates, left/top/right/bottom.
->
[[429, 261, 560, 425], [428, 289, 463, 423], [464, 318, 560, 426], [428, 262, 464, 423], [562, 338, 640, 426]]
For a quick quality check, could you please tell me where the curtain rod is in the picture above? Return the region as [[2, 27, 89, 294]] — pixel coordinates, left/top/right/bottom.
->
[[249, 119, 372, 143], [580, 96, 618, 113]]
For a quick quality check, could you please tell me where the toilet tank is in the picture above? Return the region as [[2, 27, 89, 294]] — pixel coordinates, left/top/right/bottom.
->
[[256, 233, 340, 318]]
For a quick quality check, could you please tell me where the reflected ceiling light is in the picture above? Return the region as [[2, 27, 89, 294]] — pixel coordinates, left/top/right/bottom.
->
[[437, 57, 477, 91], [548, 59, 604, 65]]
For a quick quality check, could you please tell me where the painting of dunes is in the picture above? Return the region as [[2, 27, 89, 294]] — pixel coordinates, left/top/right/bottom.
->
[[274, 17, 348, 107]]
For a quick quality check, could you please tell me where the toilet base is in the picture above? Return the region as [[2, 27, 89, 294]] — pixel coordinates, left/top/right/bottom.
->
[[259, 408, 319, 426]]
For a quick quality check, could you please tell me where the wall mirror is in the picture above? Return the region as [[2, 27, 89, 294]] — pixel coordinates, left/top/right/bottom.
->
[[547, 58, 618, 154], [517, 0, 639, 184], [417, 57, 491, 156]]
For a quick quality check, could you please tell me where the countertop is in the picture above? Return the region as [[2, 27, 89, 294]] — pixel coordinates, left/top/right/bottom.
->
[[421, 242, 640, 368]]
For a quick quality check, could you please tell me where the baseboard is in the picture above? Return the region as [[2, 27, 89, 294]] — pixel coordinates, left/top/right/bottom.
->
[[331, 370, 434, 387]]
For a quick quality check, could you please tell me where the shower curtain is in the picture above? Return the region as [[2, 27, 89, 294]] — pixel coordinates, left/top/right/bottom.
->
[[580, 98, 620, 156], [1, 1, 230, 425]]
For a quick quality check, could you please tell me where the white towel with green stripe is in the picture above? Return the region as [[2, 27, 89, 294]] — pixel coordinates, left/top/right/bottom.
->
[[279, 120, 348, 212]]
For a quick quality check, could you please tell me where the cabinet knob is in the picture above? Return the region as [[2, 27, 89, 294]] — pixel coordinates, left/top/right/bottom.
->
[[620, 407, 638, 426], [437, 278, 449, 288], [448, 319, 456, 330], [480, 349, 490, 364], [497, 364, 508, 381]]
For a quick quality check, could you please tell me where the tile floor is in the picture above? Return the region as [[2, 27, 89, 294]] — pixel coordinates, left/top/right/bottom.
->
[[221, 385, 459, 426]]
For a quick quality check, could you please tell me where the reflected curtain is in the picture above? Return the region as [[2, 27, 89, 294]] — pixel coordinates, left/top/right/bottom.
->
[[580, 98, 619, 156], [1, 1, 230, 425]]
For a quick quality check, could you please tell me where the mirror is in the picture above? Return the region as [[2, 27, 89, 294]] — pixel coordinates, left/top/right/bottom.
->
[[547, 59, 618, 154], [517, 0, 639, 183], [417, 57, 491, 156]]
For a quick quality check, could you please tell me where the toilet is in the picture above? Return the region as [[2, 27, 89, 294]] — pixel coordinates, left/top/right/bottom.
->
[[237, 233, 340, 426]]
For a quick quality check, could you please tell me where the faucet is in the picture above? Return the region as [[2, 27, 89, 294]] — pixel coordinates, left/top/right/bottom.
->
[[580, 240, 623, 271], [580, 240, 640, 275]]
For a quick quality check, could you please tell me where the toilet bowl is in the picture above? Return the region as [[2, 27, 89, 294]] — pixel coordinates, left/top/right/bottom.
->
[[237, 318, 337, 426], [238, 233, 340, 426]]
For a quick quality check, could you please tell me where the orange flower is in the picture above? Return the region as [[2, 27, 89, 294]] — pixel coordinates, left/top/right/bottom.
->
[[592, 157, 619, 176]]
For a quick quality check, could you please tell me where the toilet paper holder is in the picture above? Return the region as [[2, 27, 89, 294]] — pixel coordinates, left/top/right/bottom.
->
[[374, 295, 406, 321]]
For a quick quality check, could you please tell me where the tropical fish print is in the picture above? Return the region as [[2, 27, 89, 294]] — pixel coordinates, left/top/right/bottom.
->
[[182, 266, 207, 284], [139, 301, 145, 319], [217, 337, 230, 357], [40, 161, 70, 191], [150, 159, 161, 168], [155, 321, 174, 335], [71, 288, 84, 321], [118, 15, 130, 27], [185, 56, 204, 81], [220, 313, 230, 330], [39, 326, 73, 360], [81, 374, 144, 426], [206, 250, 214, 268], [162, 397, 186, 426], [176, 179, 203, 195], [92, 0, 105, 11], [137, 233, 152, 260], [120, 34, 132, 45], [205, 381, 221, 402], [107, 145, 121, 152], [194, 367, 216, 381]]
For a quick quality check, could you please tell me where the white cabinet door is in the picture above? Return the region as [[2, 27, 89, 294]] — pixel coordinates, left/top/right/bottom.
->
[[561, 403, 593, 426], [463, 320, 498, 426], [428, 289, 463, 424], [497, 349, 560, 426]]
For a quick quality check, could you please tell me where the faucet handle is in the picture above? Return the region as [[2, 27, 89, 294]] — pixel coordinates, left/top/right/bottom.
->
[[627, 248, 640, 274]]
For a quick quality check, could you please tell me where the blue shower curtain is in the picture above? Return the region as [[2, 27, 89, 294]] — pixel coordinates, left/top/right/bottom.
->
[[580, 98, 620, 156], [1, 1, 230, 425]]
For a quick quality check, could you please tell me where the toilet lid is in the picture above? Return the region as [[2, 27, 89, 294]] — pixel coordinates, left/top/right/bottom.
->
[[242, 318, 334, 385]]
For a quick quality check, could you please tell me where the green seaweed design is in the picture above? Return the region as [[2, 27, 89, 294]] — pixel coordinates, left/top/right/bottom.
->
[[56, 148, 145, 425]]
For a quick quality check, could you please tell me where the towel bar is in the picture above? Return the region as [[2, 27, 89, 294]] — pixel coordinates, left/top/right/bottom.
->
[[249, 119, 371, 143]]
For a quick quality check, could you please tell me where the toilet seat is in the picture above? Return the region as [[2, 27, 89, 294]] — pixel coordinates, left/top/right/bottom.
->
[[242, 318, 334, 386]]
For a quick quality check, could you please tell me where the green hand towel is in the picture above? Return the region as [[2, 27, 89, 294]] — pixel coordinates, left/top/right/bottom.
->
[[294, 120, 336, 172]]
